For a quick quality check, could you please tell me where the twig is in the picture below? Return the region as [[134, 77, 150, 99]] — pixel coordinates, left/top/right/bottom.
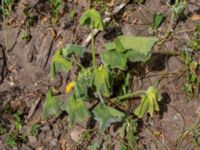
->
[[145, 125, 169, 150], [27, 98, 41, 120], [82, 1, 130, 47]]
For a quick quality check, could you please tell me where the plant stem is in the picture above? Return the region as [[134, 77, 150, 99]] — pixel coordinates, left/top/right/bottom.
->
[[91, 27, 97, 69], [111, 90, 146, 102]]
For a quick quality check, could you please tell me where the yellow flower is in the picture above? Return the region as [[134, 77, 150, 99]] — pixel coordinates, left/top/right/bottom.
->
[[66, 81, 75, 93]]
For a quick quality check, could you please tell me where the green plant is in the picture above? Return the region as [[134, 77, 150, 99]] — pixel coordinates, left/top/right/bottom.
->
[[118, 117, 138, 149], [30, 124, 41, 136], [13, 112, 22, 131], [149, 12, 164, 34], [0, 0, 15, 16], [182, 24, 200, 98], [21, 30, 31, 43], [5, 134, 17, 148], [48, 0, 63, 23], [42, 8, 161, 148]]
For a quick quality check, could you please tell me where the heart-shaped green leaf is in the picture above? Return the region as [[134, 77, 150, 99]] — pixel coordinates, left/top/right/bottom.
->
[[134, 86, 162, 118], [50, 50, 72, 80], [42, 90, 63, 119], [93, 103, 125, 132], [80, 9, 104, 30], [115, 35, 158, 62], [101, 50, 127, 70], [62, 96, 91, 127], [93, 66, 112, 97]]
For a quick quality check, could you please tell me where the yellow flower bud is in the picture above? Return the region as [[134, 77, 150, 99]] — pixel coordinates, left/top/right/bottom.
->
[[66, 81, 75, 93]]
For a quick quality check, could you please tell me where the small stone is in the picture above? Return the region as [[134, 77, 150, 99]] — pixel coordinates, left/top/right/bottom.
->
[[21, 144, 32, 150], [70, 126, 85, 142], [50, 138, 58, 146], [36, 147, 43, 150], [41, 125, 50, 132], [28, 136, 37, 143]]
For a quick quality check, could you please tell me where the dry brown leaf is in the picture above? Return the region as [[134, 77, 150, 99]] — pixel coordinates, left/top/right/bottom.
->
[[191, 14, 200, 20]]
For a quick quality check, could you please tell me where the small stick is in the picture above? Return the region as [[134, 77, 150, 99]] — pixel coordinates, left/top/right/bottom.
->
[[27, 98, 41, 120], [82, 1, 130, 47]]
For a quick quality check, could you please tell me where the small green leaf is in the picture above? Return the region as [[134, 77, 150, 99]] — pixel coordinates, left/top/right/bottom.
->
[[80, 8, 104, 30], [61, 96, 91, 127], [74, 68, 94, 98], [93, 66, 112, 97], [101, 50, 127, 70], [152, 13, 164, 30], [93, 103, 125, 132], [62, 44, 85, 58], [42, 90, 63, 119], [88, 141, 100, 150], [50, 50, 72, 80], [134, 86, 162, 118]]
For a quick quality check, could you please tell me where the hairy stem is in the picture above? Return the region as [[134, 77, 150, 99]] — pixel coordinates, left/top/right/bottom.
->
[[112, 90, 146, 101], [91, 27, 97, 69]]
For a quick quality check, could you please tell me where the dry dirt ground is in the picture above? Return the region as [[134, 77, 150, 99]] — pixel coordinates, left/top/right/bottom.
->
[[0, 0, 200, 149]]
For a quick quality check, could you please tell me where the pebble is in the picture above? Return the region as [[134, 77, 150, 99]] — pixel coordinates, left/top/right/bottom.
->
[[50, 138, 58, 146], [28, 136, 37, 143], [41, 125, 50, 132], [21, 144, 32, 150]]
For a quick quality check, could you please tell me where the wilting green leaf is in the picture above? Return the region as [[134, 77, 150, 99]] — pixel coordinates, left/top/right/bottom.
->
[[93, 66, 112, 97], [104, 35, 158, 63], [134, 86, 162, 118], [50, 50, 72, 80], [62, 44, 85, 58], [101, 50, 127, 70], [42, 90, 63, 119], [115, 35, 158, 62], [93, 103, 125, 132], [152, 13, 164, 30], [61, 96, 90, 127], [80, 9, 104, 30], [74, 68, 94, 98]]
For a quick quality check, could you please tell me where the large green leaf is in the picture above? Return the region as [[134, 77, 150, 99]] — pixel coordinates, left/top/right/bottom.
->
[[134, 86, 162, 118], [101, 50, 127, 70], [115, 35, 158, 62], [42, 90, 63, 119], [61, 96, 91, 127], [74, 68, 94, 98], [50, 50, 72, 80], [93, 103, 125, 132], [80, 9, 104, 30], [93, 66, 112, 97], [104, 42, 116, 51], [62, 44, 85, 58]]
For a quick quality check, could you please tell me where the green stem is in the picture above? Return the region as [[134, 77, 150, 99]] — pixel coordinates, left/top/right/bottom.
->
[[91, 27, 97, 69], [111, 90, 146, 102]]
